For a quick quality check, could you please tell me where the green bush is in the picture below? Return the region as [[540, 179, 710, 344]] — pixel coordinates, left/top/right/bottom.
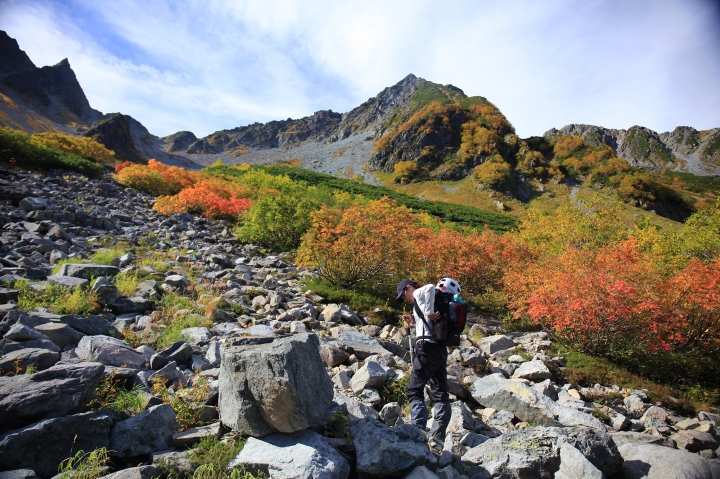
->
[[0, 127, 104, 177]]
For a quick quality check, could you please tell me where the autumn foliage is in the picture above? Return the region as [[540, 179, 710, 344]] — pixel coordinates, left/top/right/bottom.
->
[[31, 132, 116, 164], [116, 160, 251, 220]]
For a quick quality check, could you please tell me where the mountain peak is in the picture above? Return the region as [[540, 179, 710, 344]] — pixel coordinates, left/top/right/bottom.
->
[[0, 30, 36, 75]]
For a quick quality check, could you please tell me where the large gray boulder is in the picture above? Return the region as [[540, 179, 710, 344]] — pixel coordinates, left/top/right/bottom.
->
[[619, 442, 720, 479], [351, 419, 436, 477], [670, 429, 719, 452], [554, 443, 604, 479], [0, 411, 112, 478], [349, 360, 388, 394], [0, 348, 59, 373], [228, 429, 350, 479], [474, 335, 515, 355], [333, 331, 392, 360], [110, 404, 177, 458], [511, 359, 552, 381], [150, 341, 193, 370], [320, 343, 350, 367], [0, 362, 104, 433], [59, 314, 114, 336], [332, 391, 380, 422], [462, 426, 623, 478], [56, 263, 119, 279], [471, 373, 604, 429], [98, 466, 160, 479], [75, 335, 146, 368], [611, 431, 677, 449], [218, 333, 334, 436], [33, 323, 84, 350]]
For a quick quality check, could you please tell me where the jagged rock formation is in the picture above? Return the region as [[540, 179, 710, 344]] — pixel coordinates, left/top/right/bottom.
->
[[84, 114, 147, 163], [545, 123, 720, 175]]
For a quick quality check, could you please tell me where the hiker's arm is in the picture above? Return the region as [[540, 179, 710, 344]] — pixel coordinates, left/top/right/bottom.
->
[[418, 285, 440, 322]]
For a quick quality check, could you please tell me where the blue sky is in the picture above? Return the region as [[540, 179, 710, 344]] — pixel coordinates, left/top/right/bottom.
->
[[1, 0, 719, 139]]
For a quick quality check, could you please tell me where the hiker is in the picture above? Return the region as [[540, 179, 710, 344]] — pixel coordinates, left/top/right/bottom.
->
[[396, 279, 452, 447]]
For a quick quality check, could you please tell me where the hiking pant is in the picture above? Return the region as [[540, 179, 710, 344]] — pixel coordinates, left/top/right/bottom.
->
[[407, 340, 451, 441]]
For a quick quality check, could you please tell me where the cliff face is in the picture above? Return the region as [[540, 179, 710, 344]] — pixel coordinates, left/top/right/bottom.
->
[[0, 31, 36, 76], [83, 114, 146, 163], [544, 124, 720, 175]]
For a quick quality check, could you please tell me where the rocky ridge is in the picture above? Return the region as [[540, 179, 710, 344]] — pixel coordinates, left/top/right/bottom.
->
[[0, 166, 719, 478], [544, 124, 720, 176]]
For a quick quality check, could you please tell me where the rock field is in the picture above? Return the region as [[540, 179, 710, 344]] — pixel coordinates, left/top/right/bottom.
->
[[0, 166, 719, 479]]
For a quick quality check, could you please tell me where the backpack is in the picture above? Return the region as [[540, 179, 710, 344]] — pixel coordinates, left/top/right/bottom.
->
[[414, 288, 467, 347]]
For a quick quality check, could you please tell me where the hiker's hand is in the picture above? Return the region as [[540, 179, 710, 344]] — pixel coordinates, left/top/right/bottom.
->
[[402, 314, 414, 326], [428, 311, 440, 322]]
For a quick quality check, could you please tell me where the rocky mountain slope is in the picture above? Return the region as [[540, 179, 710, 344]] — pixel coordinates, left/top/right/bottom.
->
[[544, 124, 720, 176], [3, 30, 718, 181], [1, 167, 719, 478]]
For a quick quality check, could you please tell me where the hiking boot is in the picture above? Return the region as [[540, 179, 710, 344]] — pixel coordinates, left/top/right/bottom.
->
[[428, 436, 445, 454]]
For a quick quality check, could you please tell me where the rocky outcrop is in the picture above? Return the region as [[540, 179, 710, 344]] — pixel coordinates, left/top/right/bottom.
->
[[544, 123, 720, 175], [162, 131, 198, 153], [0, 31, 36, 76], [84, 114, 146, 163]]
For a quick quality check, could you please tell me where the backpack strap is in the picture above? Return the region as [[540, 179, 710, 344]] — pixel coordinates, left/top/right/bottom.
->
[[414, 302, 436, 342]]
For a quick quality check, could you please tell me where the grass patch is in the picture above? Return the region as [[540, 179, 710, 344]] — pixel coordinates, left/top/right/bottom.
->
[[301, 277, 397, 314], [16, 280, 100, 315], [155, 313, 211, 349], [90, 248, 126, 265], [57, 448, 110, 479], [86, 373, 145, 417], [323, 411, 353, 449], [152, 376, 213, 431], [380, 375, 410, 408], [114, 272, 141, 297]]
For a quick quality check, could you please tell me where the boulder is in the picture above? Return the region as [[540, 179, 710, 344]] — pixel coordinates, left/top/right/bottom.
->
[[0, 362, 104, 433], [448, 347, 486, 367], [76, 335, 146, 368], [0, 348, 59, 373], [56, 263, 119, 279], [110, 404, 177, 457], [59, 314, 114, 336], [351, 419, 436, 477], [46, 276, 89, 289], [474, 335, 515, 355], [320, 343, 350, 367], [229, 429, 350, 479], [33, 323, 83, 350], [380, 402, 403, 426], [218, 333, 334, 436], [618, 442, 720, 479], [511, 359, 552, 381], [109, 296, 153, 314], [150, 341, 194, 370], [446, 400, 476, 434], [18, 197, 47, 212], [0, 470, 37, 479], [462, 426, 623, 478], [610, 431, 677, 449], [670, 429, 719, 452], [0, 411, 113, 479], [350, 360, 388, 394], [471, 374, 604, 429], [172, 422, 221, 448], [555, 443, 604, 479], [403, 466, 439, 479], [91, 277, 121, 306], [98, 466, 159, 479], [334, 331, 392, 360], [333, 391, 380, 422]]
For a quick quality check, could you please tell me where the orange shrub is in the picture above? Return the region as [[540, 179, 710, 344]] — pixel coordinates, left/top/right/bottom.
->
[[505, 239, 720, 358], [153, 178, 251, 220], [146, 159, 198, 192], [115, 161, 134, 173], [117, 164, 175, 196]]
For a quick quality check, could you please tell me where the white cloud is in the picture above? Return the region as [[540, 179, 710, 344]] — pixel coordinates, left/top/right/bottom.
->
[[0, 0, 718, 138]]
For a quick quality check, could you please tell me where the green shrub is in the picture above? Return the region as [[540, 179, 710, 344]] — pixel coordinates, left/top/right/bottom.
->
[[0, 127, 103, 177]]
